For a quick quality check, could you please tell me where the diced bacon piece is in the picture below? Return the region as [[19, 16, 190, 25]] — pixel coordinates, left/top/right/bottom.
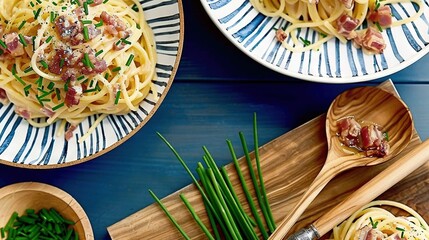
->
[[65, 84, 82, 107], [49, 49, 68, 75], [337, 14, 359, 40], [0, 88, 9, 104], [40, 107, 55, 117], [357, 27, 386, 54], [368, 6, 392, 27], [55, 15, 83, 46], [337, 117, 362, 147], [3, 32, 25, 57], [62, 68, 79, 82], [87, 24, 101, 40], [80, 48, 107, 75], [15, 106, 31, 119], [100, 11, 131, 37], [65, 124, 77, 141], [275, 29, 287, 42], [361, 125, 390, 157]]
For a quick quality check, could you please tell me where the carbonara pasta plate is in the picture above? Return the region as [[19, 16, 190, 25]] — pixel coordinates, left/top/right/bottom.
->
[[200, 0, 429, 83], [0, 0, 183, 168]]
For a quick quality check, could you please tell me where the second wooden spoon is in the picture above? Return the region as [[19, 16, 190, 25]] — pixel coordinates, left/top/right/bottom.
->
[[268, 86, 414, 240]]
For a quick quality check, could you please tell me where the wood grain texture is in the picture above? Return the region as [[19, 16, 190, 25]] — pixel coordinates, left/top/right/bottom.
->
[[107, 80, 424, 239], [269, 86, 414, 239]]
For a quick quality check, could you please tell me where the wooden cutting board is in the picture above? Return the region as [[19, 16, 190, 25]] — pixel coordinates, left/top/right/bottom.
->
[[107, 80, 426, 239]]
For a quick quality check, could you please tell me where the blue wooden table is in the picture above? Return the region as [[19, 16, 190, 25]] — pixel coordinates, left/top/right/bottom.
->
[[1, 1, 429, 239]]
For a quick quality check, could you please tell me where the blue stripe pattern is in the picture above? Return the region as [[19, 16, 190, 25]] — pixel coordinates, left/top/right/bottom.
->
[[201, 0, 429, 83], [0, 0, 182, 167]]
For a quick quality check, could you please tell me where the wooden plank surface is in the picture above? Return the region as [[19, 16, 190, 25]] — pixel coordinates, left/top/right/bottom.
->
[[107, 80, 426, 239]]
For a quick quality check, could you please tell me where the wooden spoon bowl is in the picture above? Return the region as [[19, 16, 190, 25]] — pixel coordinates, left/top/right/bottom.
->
[[269, 86, 413, 240], [0, 182, 94, 239]]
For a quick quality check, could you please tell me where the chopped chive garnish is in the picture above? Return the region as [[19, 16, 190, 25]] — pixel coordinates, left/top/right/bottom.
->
[[81, 19, 92, 24], [52, 1, 57, 5], [24, 85, 32, 96], [299, 37, 311, 47], [33, 8, 41, 19], [46, 36, 53, 43], [18, 34, 27, 47], [36, 0, 41, 3], [103, 0, 109, 3], [13, 74, 26, 86], [375, 22, 383, 32], [131, 4, 139, 12], [39, 60, 48, 69], [114, 90, 121, 104], [95, 20, 103, 28], [0, 40, 7, 49], [121, 38, 131, 45], [136, 23, 141, 29], [47, 82, 55, 90], [370, 217, 379, 228], [87, 0, 94, 4], [83, 53, 95, 69], [18, 20, 26, 30], [83, 26, 89, 41], [95, 49, 103, 57], [112, 66, 121, 72], [126, 54, 134, 66], [77, 75, 85, 81], [55, 88, 61, 100], [11, 64, 17, 75], [59, 58, 65, 68], [104, 72, 109, 79], [36, 76, 43, 87], [52, 102, 64, 111], [30, 1, 35, 7], [115, 40, 121, 46], [83, 2, 88, 15], [50, 12, 56, 23], [24, 66, 33, 73]]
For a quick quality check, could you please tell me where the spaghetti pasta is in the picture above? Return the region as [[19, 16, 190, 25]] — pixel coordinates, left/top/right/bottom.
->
[[250, 0, 424, 53], [331, 200, 429, 240], [0, 0, 157, 142]]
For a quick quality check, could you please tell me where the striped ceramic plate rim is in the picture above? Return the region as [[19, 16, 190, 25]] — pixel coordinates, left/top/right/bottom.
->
[[200, 0, 429, 83], [0, 0, 184, 168]]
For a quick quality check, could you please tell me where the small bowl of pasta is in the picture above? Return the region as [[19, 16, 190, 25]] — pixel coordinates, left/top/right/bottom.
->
[[0, 0, 184, 168]]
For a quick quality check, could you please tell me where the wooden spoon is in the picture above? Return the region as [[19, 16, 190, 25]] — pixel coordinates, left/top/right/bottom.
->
[[268, 86, 414, 240]]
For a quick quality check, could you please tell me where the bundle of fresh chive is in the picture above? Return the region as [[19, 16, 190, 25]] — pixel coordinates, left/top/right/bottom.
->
[[0, 208, 78, 240], [149, 113, 276, 239]]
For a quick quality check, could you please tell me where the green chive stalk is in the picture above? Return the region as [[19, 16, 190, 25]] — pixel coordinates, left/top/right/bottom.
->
[[253, 113, 276, 232], [148, 190, 191, 240], [202, 151, 258, 240], [157, 132, 231, 237], [240, 132, 273, 234], [179, 193, 215, 240], [227, 139, 269, 239]]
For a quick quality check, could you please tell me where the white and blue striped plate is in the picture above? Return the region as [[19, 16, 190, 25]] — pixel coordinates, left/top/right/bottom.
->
[[0, 0, 184, 168], [201, 0, 429, 83]]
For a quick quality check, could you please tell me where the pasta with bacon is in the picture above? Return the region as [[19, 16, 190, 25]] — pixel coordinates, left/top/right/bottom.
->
[[331, 200, 429, 240], [0, 0, 157, 142], [250, 0, 424, 54]]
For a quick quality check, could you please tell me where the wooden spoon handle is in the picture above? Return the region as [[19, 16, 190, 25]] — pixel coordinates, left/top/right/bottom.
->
[[313, 138, 429, 237], [268, 164, 336, 240]]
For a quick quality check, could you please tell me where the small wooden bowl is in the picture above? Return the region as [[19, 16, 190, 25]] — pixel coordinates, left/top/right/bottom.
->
[[0, 182, 93, 239]]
